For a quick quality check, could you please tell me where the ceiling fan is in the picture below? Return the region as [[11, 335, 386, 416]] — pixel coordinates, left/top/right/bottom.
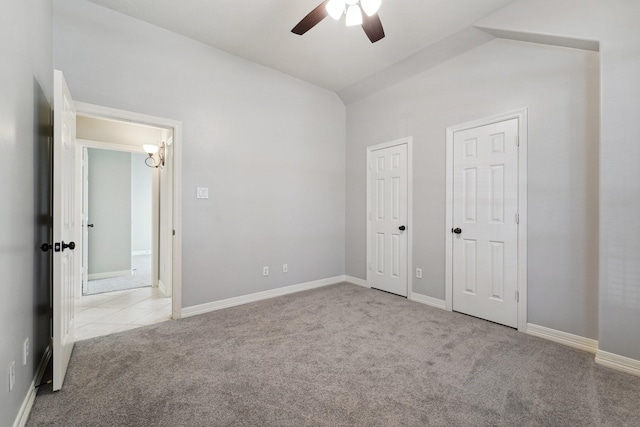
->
[[292, 0, 385, 43]]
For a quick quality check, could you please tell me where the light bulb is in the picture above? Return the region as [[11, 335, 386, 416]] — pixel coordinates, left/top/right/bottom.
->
[[345, 4, 363, 26], [143, 144, 159, 154], [326, 0, 345, 20], [360, 0, 381, 16]]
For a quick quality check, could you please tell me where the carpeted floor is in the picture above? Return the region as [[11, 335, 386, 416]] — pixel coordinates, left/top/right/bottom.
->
[[85, 254, 152, 295], [28, 283, 640, 426]]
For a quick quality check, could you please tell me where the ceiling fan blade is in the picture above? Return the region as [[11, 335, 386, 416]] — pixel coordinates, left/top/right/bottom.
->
[[361, 13, 385, 43], [292, 1, 329, 35]]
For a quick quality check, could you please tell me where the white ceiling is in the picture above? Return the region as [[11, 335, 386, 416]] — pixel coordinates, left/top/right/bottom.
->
[[84, 0, 515, 93]]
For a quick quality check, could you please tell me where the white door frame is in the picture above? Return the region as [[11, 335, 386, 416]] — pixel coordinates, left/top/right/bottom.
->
[[81, 146, 89, 294], [74, 102, 184, 320], [366, 137, 413, 297], [445, 109, 528, 331]]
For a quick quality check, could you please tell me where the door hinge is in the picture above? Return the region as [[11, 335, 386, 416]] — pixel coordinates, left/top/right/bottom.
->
[[172, 229, 175, 236], [515, 213, 519, 224], [515, 136, 519, 146], [516, 291, 520, 302]]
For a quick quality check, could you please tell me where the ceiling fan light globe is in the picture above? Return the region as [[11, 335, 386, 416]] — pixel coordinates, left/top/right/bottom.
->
[[326, 0, 345, 20], [360, 0, 381, 16], [345, 4, 363, 26]]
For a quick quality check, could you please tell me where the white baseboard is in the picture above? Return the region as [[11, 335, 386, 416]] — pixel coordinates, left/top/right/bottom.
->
[[182, 276, 344, 318], [596, 349, 640, 377], [344, 275, 369, 288], [132, 250, 151, 256], [526, 323, 598, 354], [88, 269, 131, 280], [14, 343, 51, 427], [410, 292, 447, 310]]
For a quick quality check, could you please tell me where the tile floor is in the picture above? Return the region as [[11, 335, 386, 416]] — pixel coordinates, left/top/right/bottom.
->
[[75, 286, 172, 341]]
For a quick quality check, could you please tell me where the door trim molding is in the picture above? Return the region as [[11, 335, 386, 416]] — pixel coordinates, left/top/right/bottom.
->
[[75, 102, 184, 320], [366, 137, 413, 297], [445, 109, 528, 331]]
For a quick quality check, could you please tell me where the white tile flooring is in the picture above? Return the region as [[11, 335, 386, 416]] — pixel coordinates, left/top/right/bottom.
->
[[75, 286, 172, 341]]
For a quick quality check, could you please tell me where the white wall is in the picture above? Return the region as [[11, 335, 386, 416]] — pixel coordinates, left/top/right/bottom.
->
[[131, 153, 152, 254], [53, 0, 346, 307], [87, 148, 132, 276], [0, 0, 52, 422], [346, 39, 600, 339], [475, 0, 640, 370]]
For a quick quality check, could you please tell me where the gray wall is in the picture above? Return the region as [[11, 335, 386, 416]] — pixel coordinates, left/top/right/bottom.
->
[[131, 153, 152, 254], [87, 148, 132, 276], [346, 39, 600, 339], [476, 0, 640, 371], [0, 0, 53, 423], [54, 0, 346, 307]]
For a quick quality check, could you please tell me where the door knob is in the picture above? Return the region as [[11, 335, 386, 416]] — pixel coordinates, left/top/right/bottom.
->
[[87, 224, 94, 228], [399, 225, 406, 231], [40, 243, 52, 252], [452, 228, 462, 234], [62, 241, 76, 251]]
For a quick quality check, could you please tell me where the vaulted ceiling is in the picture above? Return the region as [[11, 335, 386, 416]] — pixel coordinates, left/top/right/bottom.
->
[[85, 0, 515, 95]]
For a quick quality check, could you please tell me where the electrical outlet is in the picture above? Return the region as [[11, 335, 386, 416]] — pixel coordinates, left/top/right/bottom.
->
[[8, 362, 15, 391], [263, 266, 269, 276], [416, 268, 423, 279], [23, 338, 29, 365], [282, 264, 288, 273]]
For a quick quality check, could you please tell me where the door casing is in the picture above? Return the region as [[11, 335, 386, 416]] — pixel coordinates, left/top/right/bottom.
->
[[445, 109, 528, 331], [366, 137, 413, 297]]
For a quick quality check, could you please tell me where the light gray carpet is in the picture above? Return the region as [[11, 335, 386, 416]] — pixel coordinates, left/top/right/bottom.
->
[[28, 283, 640, 426], [85, 255, 151, 295]]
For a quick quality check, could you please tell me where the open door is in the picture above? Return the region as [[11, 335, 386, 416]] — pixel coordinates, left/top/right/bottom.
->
[[52, 70, 77, 391]]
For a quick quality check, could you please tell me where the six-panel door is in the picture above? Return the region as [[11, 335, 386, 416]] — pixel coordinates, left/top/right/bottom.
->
[[369, 143, 408, 297], [452, 119, 519, 327]]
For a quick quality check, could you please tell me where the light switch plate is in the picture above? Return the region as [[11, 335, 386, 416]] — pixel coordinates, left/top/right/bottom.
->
[[196, 187, 209, 199]]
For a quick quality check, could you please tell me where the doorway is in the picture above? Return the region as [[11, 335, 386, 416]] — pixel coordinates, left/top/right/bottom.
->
[[81, 148, 157, 296], [366, 137, 413, 297], [51, 70, 183, 390], [71, 111, 180, 341], [445, 110, 528, 331]]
